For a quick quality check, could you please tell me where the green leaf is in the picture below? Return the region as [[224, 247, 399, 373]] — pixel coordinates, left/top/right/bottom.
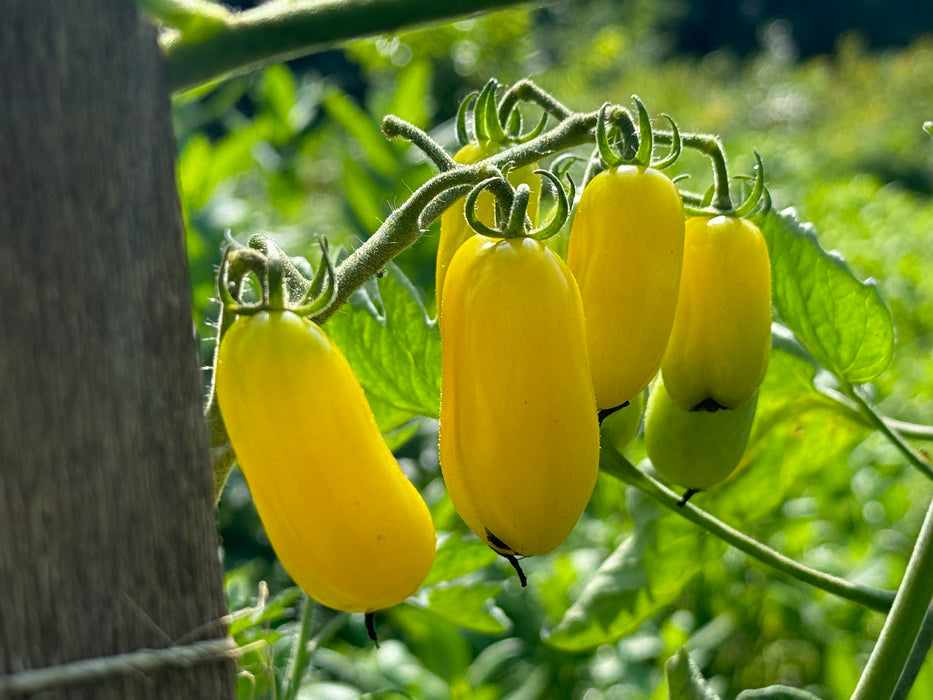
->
[[340, 154, 391, 233], [422, 535, 499, 586], [423, 583, 511, 635], [323, 89, 399, 178], [260, 65, 297, 137], [387, 604, 472, 688], [387, 60, 432, 131], [544, 488, 722, 651], [324, 263, 441, 429], [665, 648, 722, 700], [759, 208, 894, 384], [736, 687, 823, 700]]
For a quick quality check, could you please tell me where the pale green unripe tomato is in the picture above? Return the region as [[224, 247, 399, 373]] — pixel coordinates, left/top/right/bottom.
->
[[644, 376, 757, 492], [600, 391, 645, 454]]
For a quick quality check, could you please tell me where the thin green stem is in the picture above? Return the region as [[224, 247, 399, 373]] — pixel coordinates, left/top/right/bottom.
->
[[599, 446, 896, 613], [163, 0, 541, 92], [892, 604, 933, 700], [852, 495, 933, 700], [843, 383, 933, 481], [282, 595, 317, 700], [819, 386, 933, 442]]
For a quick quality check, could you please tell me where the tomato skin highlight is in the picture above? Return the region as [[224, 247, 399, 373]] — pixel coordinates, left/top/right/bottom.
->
[[567, 165, 685, 410], [439, 235, 600, 557], [644, 376, 757, 491], [216, 311, 436, 613], [661, 215, 772, 411], [435, 142, 540, 314]]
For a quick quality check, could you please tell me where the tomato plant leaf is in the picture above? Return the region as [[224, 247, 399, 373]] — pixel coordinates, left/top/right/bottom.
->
[[423, 534, 499, 586], [322, 88, 399, 178], [544, 485, 722, 651], [325, 262, 442, 430], [759, 208, 894, 384], [422, 583, 511, 635], [666, 647, 722, 700]]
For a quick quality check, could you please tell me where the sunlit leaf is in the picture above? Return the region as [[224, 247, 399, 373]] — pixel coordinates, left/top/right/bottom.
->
[[388, 60, 432, 130], [759, 208, 894, 384], [544, 487, 722, 651], [323, 89, 399, 177], [325, 263, 441, 433], [423, 583, 511, 635], [423, 535, 498, 586]]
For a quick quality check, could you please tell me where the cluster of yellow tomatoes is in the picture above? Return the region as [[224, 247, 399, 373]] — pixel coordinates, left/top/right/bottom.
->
[[213, 115, 773, 621]]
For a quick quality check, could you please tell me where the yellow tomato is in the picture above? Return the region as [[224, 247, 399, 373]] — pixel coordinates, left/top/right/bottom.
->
[[567, 165, 685, 410], [216, 311, 436, 612], [661, 215, 772, 411], [439, 235, 600, 556]]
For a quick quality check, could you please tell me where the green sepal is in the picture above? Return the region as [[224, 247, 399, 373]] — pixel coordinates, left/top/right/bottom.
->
[[527, 169, 573, 241], [456, 91, 479, 146]]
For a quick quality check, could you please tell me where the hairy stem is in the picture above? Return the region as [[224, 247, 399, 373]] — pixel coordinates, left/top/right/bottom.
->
[[599, 446, 896, 613]]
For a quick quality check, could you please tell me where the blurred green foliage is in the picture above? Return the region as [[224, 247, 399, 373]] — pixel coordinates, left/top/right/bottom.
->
[[174, 1, 933, 698]]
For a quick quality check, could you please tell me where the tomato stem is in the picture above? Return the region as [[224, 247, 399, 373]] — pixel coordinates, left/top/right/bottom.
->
[[851, 494, 933, 700], [600, 445, 896, 613], [382, 115, 458, 171]]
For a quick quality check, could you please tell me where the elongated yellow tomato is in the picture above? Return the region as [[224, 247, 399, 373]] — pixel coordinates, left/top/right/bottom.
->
[[216, 311, 436, 613], [567, 165, 685, 410], [439, 235, 600, 557], [435, 142, 540, 313], [645, 376, 757, 491], [661, 215, 771, 411]]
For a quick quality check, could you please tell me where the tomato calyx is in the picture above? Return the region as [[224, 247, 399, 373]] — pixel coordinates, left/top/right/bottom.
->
[[595, 96, 683, 171], [218, 234, 337, 318], [681, 146, 771, 218], [457, 78, 550, 149], [463, 168, 572, 240]]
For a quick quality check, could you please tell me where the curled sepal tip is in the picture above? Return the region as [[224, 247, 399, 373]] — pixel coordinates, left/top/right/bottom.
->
[[595, 102, 622, 169], [732, 150, 767, 219], [296, 237, 339, 319], [506, 106, 523, 139], [218, 244, 267, 316], [464, 175, 511, 238], [475, 78, 506, 144], [456, 91, 479, 146], [631, 95, 654, 167], [652, 114, 682, 170], [516, 109, 549, 144], [527, 169, 573, 241]]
